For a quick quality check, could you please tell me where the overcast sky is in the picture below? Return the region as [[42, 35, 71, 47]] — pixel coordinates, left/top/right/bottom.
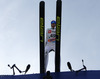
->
[[0, 0, 100, 75]]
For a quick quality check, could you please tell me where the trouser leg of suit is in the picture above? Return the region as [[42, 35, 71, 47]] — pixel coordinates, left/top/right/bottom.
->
[[45, 43, 55, 72]]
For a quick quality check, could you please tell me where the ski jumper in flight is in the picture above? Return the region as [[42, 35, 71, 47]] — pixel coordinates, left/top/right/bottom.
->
[[45, 20, 56, 72]]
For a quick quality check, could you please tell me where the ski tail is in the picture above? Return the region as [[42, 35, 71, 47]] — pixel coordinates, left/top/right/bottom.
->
[[55, 0, 62, 72], [39, 1, 45, 73]]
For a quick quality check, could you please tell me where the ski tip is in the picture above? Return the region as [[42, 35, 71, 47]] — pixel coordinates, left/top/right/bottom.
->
[[40, 1, 45, 3], [57, 0, 62, 3], [57, 0, 61, 1], [40, 1, 45, 6]]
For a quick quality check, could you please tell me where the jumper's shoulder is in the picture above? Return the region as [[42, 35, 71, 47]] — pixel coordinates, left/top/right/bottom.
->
[[46, 28, 52, 33], [46, 28, 51, 31]]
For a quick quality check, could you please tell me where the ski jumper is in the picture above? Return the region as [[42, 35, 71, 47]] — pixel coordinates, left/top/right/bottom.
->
[[45, 28, 56, 71]]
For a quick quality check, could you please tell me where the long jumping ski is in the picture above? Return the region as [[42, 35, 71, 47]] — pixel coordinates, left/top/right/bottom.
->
[[55, 0, 62, 72], [39, 1, 45, 73]]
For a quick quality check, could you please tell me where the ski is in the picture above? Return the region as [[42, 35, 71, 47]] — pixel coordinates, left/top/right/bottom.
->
[[55, 0, 62, 72], [39, 1, 45, 73]]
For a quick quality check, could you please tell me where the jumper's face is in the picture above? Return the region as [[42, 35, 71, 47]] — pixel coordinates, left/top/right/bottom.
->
[[51, 23, 56, 28]]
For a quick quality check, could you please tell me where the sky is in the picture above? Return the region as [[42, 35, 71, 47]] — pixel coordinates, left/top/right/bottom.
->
[[0, 0, 100, 75]]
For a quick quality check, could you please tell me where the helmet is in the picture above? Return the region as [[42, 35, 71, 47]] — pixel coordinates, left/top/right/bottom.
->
[[51, 20, 56, 24]]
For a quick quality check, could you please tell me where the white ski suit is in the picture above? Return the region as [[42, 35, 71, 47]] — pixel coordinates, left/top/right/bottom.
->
[[45, 28, 56, 71]]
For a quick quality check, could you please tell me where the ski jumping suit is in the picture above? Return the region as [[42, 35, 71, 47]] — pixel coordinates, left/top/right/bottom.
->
[[45, 28, 56, 71]]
